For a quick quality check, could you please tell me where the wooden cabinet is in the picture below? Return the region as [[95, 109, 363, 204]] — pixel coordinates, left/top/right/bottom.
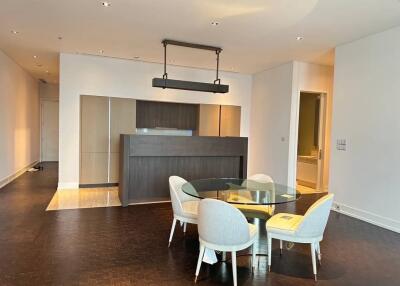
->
[[80, 95, 109, 184], [80, 96, 136, 185], [80, 96, 240, 185], [136, 100, 198, 130], [197, 104, 241, 137], [220, 105, 241, 137], [80, 153, 109, 184], [197, 104, 220, 136], [109, 98, 136, 183]]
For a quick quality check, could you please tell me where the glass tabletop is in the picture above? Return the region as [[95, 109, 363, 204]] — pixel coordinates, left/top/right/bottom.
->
[[182, 178, 300, 205]]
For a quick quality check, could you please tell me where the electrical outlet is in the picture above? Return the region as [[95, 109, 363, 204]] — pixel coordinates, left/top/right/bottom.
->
[[336, 139, 347, 151]]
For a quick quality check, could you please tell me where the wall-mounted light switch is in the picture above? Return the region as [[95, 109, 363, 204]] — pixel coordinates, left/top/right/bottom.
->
[[336, 139, 347, 151]]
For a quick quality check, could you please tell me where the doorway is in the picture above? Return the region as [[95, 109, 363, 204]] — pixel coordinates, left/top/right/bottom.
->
[[296, 92, 326, 192], [41, 99, 59, 161]]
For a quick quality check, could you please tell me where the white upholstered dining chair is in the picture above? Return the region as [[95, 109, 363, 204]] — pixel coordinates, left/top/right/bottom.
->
[[168, 176, 199, 247], [266, 194, 334, 281], [231, 174, 275, 219], [195, 198, 258, 286]]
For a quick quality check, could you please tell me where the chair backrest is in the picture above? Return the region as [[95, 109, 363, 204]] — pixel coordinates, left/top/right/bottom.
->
[[169, 176, 196, 217], [296, 194, 334, 237], [245, 174, 275, 203], [198, 198, 250, 246], [248, 174, 274, 184]]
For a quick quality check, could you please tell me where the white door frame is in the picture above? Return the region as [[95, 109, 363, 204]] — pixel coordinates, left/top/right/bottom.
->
[[316, 93, 327, 190], [40, 98, 59, 162], [288, 90, 327, 191]]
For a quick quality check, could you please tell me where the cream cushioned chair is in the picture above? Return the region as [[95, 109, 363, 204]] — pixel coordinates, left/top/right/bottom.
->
[[195, 198, 258, 286], [230, 174, 275, 219], [168, 176, 199, 247], [266, 193, 334, 281]]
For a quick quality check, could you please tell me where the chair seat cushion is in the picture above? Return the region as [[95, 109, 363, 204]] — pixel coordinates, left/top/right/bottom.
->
[[182, 200, 199, 219], [266, 213, 303, 235]]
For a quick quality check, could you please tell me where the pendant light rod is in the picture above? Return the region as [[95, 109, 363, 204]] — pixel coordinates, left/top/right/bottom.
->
[[214, 50, 221, 84], [163, 41, 168, 79]]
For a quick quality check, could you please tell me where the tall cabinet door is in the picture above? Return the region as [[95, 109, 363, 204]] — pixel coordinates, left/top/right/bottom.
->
[[197, 104, 220, 136], [109, 98, 136, 183], [80, 95, 109, 184], [220, 105, 241, 137]]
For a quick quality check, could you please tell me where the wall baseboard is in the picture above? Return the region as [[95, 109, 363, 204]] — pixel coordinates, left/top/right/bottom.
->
[[128, 200, 170, 206], [0, 161, 39, 189], [79, 183, 118, 188], [332, 201, 400, 234], [57, 182, 79, 190]]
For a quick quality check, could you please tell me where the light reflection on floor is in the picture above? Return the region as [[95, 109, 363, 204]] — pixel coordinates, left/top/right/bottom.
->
[[296, 184, 323, 194], [46, 187, 121, 211]]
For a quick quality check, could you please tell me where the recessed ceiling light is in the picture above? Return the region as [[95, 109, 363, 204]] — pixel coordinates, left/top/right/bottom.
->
[[11, 30, 19, 34], [33, 55, 38, 59], [296, 36, 304, 41], [102, 2, 111, 7], [211, 21, 219, 26], [45, 70, 49, 74]]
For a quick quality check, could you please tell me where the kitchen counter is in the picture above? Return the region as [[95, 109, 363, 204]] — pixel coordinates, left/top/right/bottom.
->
[[119, 135, 248, 206]]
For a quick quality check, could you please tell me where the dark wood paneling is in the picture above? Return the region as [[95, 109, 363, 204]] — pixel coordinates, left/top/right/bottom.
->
[[128, 135, 247, 157], [128, 156, 241, 203], [120, 135, 248, 206], [119, 135, 131, 205], [136, 100, 199, 130]]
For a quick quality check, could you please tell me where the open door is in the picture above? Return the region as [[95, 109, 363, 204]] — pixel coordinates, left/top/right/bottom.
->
[[296, 92, 326, 192]]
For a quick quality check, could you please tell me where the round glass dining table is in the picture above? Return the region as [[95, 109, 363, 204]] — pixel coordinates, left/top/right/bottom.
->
[[181, 178, 300, 206], [182, 178, 300, 263]]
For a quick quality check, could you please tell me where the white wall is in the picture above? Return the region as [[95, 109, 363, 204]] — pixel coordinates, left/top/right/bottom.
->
[[249, 61, 333, 186], [330, 26, 400, 232], [249, 62, 294, 184], [59, 53, 252, 188], [0, 50, 40, 188]]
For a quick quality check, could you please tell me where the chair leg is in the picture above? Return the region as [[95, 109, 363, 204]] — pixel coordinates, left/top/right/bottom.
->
[[267, 235, 272, 272], [168, 218, 177, 247], [183, 222, 187, 235], [279, 240, 283, 256], [311, 243, 318, 281], [195, 244, 206, 283], [232, 251, 237, 286], [252, 244, 256, 272], [316, 242, 322, 265], [222, 251, 226, 261]]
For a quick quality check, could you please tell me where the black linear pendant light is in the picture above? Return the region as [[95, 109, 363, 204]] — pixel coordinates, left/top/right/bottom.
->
[[152, 39, 229, 93]]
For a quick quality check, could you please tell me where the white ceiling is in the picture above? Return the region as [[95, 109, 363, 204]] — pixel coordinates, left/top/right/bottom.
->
[[1, 0, 400, 83]]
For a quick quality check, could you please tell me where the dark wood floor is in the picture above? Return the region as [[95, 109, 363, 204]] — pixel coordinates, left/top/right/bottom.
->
[[0, 163, 399, 286]]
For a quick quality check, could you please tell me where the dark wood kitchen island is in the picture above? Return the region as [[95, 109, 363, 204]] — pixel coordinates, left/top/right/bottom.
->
[[119, 135, 248, 206]]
